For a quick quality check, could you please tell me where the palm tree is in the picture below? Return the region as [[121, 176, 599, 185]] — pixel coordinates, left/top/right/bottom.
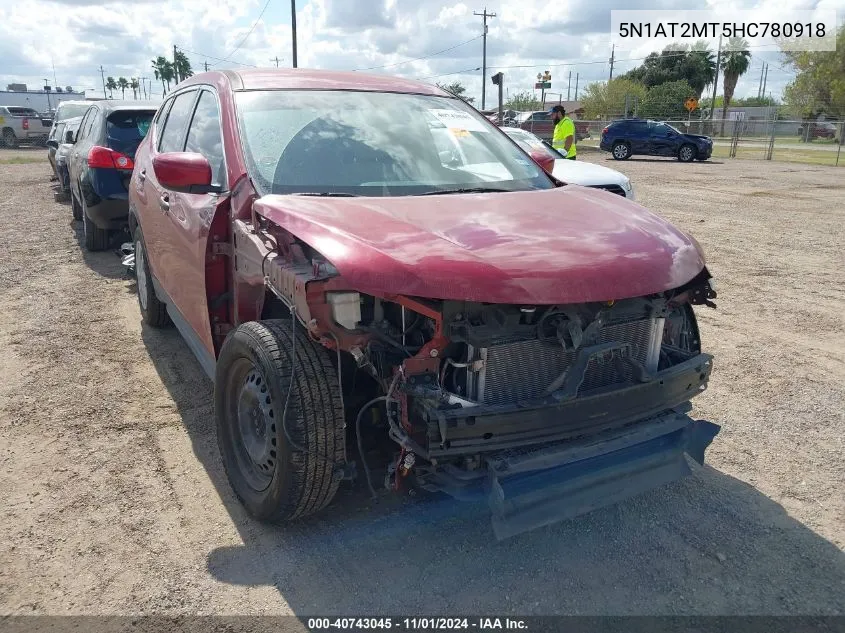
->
[[720, 38, 752, 135], [152, 56, 175, 95], [174, 51, 193, 84], [117, 77, 129, 99], [105, 76, 117, 99], [130, 78, 139, 99]]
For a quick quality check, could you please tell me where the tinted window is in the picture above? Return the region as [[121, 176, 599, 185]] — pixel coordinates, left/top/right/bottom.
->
[[184, 91, 225, 186], [530, 112, 550, 121], [78, 108, 97, 140], [158, 91, 197, 153], [51, 122, 66, 142], [106, 110, 155, 158]]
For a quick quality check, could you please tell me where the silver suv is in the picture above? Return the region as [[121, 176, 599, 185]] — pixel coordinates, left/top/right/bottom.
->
[[0, 106, 52, 147]]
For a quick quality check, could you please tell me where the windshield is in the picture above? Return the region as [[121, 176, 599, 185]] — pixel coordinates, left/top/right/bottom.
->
[[504, 129, 561, 160], [235, 90, 552, 196], [57, 103, 90, 121]]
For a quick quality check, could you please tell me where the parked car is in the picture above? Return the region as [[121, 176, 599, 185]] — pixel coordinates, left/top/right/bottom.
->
[[514, 110, 590, 142], [47, 100, 92, 153], [47, 116, 83, 205], [600, 119, 713, 162], [503, 127, 634, 199], [798, 121, 837, 140], [0, 106, 52, 147], [129, 69, 719, 539], [68, 100, 158, 250]]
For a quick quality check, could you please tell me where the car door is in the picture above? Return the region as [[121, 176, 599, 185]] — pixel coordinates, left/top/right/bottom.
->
[[158, 88, 228, 364], [140, 89, 199, 292], [649, 122, 676, 156], [626, 122, 649, 154]]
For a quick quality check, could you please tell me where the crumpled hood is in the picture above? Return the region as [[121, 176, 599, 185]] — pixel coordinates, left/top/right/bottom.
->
[[254, 186, 706, 305]]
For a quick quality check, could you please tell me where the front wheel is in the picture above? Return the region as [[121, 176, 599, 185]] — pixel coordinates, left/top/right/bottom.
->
[[678, 144, 697, 162], [611, 141, 631, 160], [215, 320, 346, 522]]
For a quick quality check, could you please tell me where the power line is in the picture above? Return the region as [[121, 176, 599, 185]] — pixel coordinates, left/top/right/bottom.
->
[[222, 0, 272, 62], [352, 35, 483, 71], [176, 46, 258, 67], [416, 66, 481, 81]]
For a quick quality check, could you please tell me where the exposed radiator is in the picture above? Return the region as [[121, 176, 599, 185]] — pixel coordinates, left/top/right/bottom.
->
[[471, 318, 663, 406]]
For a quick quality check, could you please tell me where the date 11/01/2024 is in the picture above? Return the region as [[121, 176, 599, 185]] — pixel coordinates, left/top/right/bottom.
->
[[618, 21, 826, 39], [307, 618, 528, 630]]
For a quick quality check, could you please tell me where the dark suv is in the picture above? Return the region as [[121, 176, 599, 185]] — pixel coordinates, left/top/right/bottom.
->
[[600, 119, 713, 162], [68, 100, 158, 251]]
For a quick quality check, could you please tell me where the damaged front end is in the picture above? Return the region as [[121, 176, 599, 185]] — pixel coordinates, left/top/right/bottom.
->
[[235, 215, 720, 539]]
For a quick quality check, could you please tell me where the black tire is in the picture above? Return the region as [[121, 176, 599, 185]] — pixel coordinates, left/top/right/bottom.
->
[[2, 129, 17, 148], [215, 320, 345, 522], [611, 141, 631, 160], [678, 144, 697, 162], [70, 190, 82, 221], [133, 227, 169, 327], [81, 196, 109, 251]]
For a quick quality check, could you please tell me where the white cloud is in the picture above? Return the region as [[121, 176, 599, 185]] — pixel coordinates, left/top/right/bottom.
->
[[1, 0, 841, 105]]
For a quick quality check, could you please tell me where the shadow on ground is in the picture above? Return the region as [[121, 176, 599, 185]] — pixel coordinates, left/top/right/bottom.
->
[[128, 319, 845, 616]]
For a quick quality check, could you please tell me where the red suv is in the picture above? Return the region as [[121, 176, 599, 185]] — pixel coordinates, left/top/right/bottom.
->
[[129, 70, 719, 539]]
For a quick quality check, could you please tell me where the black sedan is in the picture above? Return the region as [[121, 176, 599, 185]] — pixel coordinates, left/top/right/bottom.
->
[[600, 119, 713, 162]]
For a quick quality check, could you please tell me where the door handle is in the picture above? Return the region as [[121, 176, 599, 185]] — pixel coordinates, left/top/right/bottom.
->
[[159, 194, 170, 212], [138, 169, 146, 182]]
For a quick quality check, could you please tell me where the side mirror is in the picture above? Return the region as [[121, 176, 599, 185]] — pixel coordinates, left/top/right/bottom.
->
[[46, 139, 59, 149], [528, 148, 555, 175], [65, 130, 75, 143], [153, 152, 215, 193]]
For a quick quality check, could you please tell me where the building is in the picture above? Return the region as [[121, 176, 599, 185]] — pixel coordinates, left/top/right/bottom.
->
[[0, 88, 89, 113]]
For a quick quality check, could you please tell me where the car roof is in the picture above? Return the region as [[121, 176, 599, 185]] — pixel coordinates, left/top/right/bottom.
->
[[94, 100, 159, 112], [183, 68, 449, 97]]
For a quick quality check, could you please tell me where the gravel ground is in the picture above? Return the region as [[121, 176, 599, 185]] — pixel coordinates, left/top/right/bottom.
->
[[0, 147, 843, 617]]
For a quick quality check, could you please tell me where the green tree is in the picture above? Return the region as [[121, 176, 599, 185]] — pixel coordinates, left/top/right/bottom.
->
[[105, 76, 117, 99], [580, 78, 647, 119], [623, 42, 716, 98], [130, 78, 140, 99], [719, 38, 752, 134], [117, 77, 129, 99], [437, 81, 474, 104], [783, 25, 845, 119], [504, 91, 542, 112], [174, 50, 193, 83], [151, 56, 175, 94], [639, 80, 697, 120]]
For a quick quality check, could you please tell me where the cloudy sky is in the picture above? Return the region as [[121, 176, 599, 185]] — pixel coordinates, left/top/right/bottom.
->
[[1, 0, 842, 106]]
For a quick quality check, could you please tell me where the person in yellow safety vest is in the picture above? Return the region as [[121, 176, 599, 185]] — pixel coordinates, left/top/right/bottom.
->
[[550, 105, 577, 160]]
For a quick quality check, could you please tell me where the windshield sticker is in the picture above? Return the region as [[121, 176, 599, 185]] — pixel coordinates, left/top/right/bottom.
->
[[429, 109, 489, 132]]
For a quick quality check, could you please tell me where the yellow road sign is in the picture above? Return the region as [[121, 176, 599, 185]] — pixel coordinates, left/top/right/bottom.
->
[[685, 98, 699, 112]]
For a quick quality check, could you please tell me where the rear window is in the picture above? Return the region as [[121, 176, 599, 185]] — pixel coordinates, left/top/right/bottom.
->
[[8, 107, 38, 117], [106, 110, 155, 158], [57, 103, 91, 121]]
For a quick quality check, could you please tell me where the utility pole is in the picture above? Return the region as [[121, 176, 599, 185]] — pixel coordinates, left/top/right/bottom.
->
[[574, 72, 579, 100], [99, 66, 107, 100], [761, 64, 768, 100], [141, 77, 148, 100], [474, 7, 496, 109], [757, 64, 764, 99], [51, 58, 58, 95], [43, 79, 52, 113], [204, 61, 209, 72], [173, 44, 179, 83], [291, 0, 298, 68], [609, 44, 615, 81], [270, 56, 281, 67], [567, 71, 572, 100], [710, 34, 722, 121]]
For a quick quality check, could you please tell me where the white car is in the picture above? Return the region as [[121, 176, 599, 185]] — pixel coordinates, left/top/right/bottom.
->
[[503, 127, 635, 199]]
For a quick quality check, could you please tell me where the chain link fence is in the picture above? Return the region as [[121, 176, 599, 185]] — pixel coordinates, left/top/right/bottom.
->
[[572, 118, 845, 167]]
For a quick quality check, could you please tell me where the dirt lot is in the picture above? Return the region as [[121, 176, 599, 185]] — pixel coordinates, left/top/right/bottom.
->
[[1, 147, 844, 617]]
